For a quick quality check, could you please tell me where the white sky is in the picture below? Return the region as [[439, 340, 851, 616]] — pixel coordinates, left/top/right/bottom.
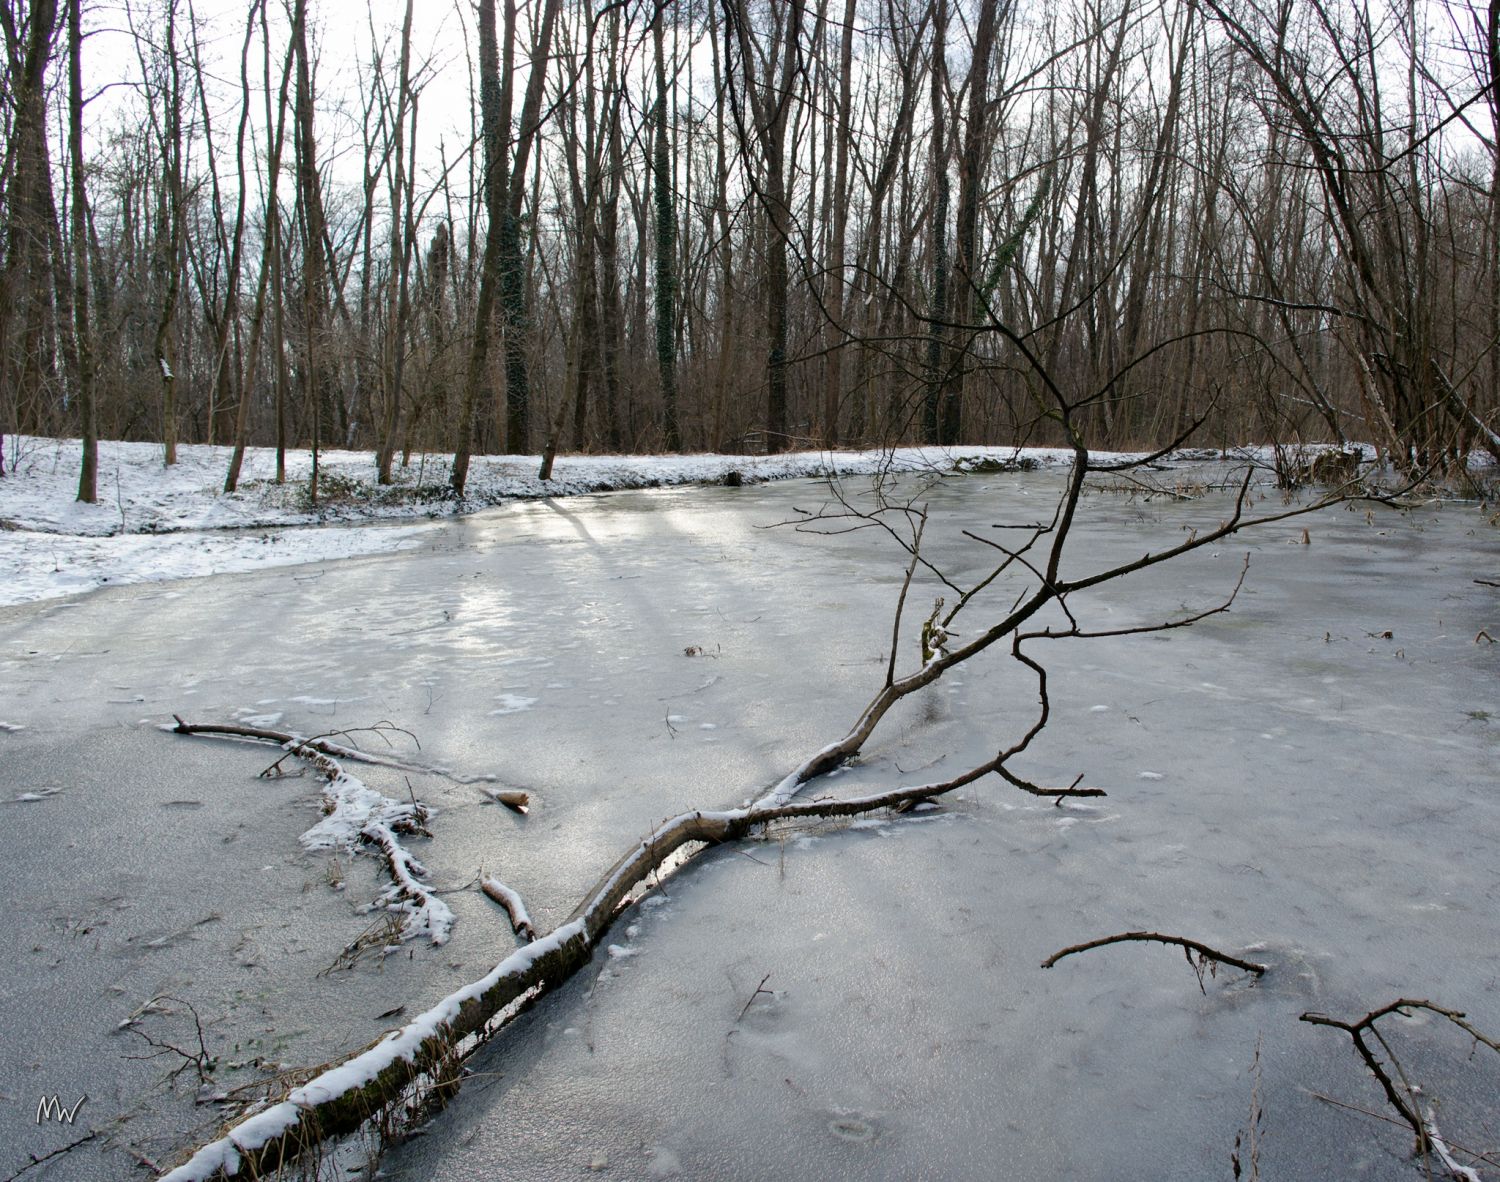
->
[[83, 0, 486, 197]]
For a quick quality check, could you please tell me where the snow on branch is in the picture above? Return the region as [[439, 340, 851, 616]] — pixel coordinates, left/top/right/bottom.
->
[[362, 822, 454, 946], [481, 877, 536, 941], [155, 762, 1055, 1181], [171, 717, 449, 945]]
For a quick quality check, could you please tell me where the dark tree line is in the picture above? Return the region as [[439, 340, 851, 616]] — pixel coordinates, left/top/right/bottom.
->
[[2, 0, 1497, 502]]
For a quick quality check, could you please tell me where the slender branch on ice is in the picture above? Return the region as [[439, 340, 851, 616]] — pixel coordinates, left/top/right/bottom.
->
[[886, 506, 928, 687], [166, 718, 494, 784], [1301, 998, 1500, 1164], [1041, 931, 1269, 978]]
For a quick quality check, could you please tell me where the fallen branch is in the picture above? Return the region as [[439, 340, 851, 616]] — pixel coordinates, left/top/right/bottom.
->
[[1041, 930, 1269, 986], [481, 877, 536, 941], [362, 823, 454, 946], [2, 1130, 100, 1182], [157, 770, 1032, 1181], [121, 994, 217, 1085], [172, 719, 446, 945], [1301, 998, 1500, 1168], [167, 718, 496, 784], [735, 973, 775, 1023]]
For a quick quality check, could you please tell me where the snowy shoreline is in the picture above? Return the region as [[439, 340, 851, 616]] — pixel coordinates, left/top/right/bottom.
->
[[0, 435, 1163, 606]]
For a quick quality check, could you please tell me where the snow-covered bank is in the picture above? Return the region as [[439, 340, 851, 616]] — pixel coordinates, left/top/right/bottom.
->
[[0, 435, 1113, 606]]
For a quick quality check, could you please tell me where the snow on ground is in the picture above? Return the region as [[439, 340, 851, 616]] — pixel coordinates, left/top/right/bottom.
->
[[0, 434, 1132, 606]]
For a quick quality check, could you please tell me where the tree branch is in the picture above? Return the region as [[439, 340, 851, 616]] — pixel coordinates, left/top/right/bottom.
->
[[1041, 930, 1269, 979]]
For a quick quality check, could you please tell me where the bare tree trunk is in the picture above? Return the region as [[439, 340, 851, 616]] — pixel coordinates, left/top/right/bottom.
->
[[226, 1, 293, 493], [376, 0, 417, 485], [652, 8, 681, 451], [185, 6, 241, 449], [292, 0, 333, 501], [151, 0, 186, 467], [708, 0, 736, 450], [725, 0, 805, 453], [69, 0, 95, 502], [820, 0, 855, 447], [2, 0, 62, 455], [922, 0, 950, 444], [451, 0, 511, 494], [939, 0, 1004, 445], [596, 8, 627, 453]]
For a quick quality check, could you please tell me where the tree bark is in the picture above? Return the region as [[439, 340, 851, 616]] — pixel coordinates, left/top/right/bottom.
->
[[652, 9, 681, 451], [69, 0, 95, 502], [292, 0, 333, 501]]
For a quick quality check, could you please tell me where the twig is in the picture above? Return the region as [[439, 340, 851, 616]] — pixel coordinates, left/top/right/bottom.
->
[[168, 718, 488, 784], [1307, 1088, 1412, 1129], [2, 1129, 100, 1182], [886, 507, 928, 688], [1232, 1037, 1264, 1181], [736, 973, 774, 1023], [1042, 930, 1269, 980], [1300, 998, 1500, 1160], [121, 994, 216, 1084]]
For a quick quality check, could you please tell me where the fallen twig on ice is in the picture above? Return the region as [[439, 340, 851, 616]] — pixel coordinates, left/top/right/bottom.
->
[[1301, 998, 1500, 1176], [1042, 929, 1269, 990], [170, 718, 450, 945]]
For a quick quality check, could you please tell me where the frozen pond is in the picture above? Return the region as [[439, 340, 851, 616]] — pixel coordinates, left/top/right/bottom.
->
[[1, 466, 1497, 1179]]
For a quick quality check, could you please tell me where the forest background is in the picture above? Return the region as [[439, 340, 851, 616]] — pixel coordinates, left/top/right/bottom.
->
[[3, 0, 1499, 504]]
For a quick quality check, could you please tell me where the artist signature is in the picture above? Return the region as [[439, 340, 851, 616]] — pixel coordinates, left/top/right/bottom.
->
[[35, 1094, 88, 1125]]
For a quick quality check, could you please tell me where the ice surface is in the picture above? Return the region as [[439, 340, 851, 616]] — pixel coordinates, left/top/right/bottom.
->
[[0, 435, 1103, 607], [0, 460, 1496, 1180]]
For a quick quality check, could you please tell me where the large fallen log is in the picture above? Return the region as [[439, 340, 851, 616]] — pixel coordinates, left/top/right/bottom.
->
[[157, 746, 1071, 1181]]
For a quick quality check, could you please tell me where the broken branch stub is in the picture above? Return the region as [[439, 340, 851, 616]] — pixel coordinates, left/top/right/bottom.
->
[[481, 876, 536, 941]]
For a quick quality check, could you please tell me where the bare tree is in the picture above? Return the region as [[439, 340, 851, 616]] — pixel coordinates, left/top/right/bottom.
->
[[652, 3, 681, 451], [291, 0, 333, 500], [224, 0, 293, 494], [375, 0, 418, 485], [69, 0, 95, 501], [724, 0, 806, 453], [1206, 0, 1500, 469], [1, 0, 64, 468]]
